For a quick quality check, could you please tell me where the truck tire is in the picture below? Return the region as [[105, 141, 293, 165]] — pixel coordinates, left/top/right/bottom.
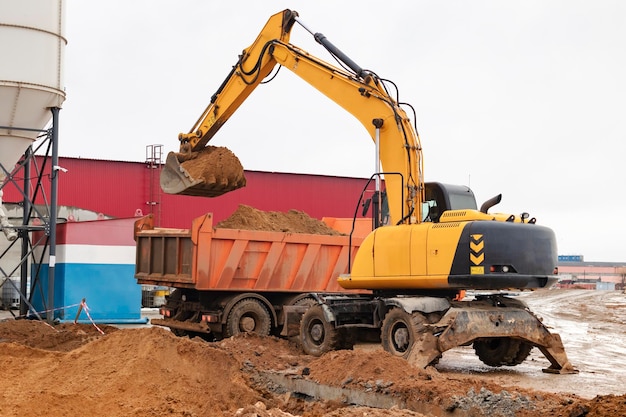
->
[[166, 290, 191, 338], [381, 308, 426, 359], [473, 338, 532, 367], [300, 305, 340, 356], [224, 298, 272, 338], [293, 297, 316, 308]]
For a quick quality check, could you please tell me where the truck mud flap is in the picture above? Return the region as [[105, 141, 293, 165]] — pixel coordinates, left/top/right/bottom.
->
[[280, 305, 310, 338], [408, 307, 578, 374]]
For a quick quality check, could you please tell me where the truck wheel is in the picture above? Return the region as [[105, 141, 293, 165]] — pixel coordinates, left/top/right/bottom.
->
[[473, 338, 532, 367], [381, 308, 426, 359], [293, 297, 316, 308], [300, 305, 339, 356], [224, 298, 272, 338]]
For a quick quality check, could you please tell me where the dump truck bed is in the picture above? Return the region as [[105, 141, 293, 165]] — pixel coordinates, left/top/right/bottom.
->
[[134, 213, 368, 293]]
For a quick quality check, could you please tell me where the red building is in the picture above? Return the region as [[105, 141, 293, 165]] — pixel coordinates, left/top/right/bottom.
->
[[2, 156, 375, 229]]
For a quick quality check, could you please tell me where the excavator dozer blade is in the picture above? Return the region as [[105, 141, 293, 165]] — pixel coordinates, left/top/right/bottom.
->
[[160, 147, 247, 197]]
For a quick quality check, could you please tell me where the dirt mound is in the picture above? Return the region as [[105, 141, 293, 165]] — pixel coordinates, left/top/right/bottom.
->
[[0, 319, 119, 352], [0, 322, 259, 417], [1, 318, 625, 416], [217, 204, 343, 235]]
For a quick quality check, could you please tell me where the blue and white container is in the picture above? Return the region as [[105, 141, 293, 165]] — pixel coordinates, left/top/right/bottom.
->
[[32, 217, 146, 324]]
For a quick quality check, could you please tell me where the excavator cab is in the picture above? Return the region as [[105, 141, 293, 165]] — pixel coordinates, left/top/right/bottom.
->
[[362, 182, 478, 225], [422, 182, 477, 222]]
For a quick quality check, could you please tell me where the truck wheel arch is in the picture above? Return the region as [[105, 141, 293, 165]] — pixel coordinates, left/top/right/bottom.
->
[[221, 293, 278, 330]]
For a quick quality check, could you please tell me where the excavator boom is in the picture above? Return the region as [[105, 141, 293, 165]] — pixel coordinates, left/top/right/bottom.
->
[[161, 9, 424, 225]]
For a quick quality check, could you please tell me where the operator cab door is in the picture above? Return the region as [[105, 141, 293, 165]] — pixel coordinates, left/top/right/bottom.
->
[[372, 225, 412, 284], [421, 183, 478, 286], [410, 224, 428, 278]]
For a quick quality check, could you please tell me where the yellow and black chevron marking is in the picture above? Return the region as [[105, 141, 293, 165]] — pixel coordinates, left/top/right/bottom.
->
[[470, 234, 484, 274]]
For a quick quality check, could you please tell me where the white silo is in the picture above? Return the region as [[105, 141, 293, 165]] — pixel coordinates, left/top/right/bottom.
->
[[0, 0, 66, 240]]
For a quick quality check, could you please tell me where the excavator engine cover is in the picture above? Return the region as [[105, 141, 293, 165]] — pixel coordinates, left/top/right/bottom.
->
[[160, 146, 247, 197]]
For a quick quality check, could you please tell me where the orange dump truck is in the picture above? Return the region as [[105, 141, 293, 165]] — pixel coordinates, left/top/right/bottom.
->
[[134, 213, 370, 340]]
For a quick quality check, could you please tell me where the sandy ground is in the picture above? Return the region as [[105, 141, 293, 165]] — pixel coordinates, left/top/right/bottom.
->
[[0, 289, 625, 416]]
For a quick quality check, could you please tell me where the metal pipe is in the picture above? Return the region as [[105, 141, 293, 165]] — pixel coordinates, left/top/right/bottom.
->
[[19, 147, 32, 317], [47, 107, 60, 323], [373, 119, 384, 227], [375, 132, 380, 192]]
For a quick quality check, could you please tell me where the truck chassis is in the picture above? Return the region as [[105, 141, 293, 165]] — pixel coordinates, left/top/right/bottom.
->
[[152, 289, 576, 374]]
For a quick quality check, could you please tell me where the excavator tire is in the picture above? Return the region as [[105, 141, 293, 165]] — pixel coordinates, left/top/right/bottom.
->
[[473, 337, 533, 367], [511, 341, 534, 365], [160, 146, 246, 197]]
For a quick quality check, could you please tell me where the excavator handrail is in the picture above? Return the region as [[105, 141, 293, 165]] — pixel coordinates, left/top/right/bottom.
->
[[347, 172, 405, 272]]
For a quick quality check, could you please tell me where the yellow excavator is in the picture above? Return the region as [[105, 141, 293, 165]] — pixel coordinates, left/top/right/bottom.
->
[[160, 10, 576, 373]]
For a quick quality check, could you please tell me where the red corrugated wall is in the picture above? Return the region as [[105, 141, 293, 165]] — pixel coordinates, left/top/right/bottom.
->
[[2, 156, 375, 229]]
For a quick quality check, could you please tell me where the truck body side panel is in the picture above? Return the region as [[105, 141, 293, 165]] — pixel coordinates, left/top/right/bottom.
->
[[135, 214, 367, 293]]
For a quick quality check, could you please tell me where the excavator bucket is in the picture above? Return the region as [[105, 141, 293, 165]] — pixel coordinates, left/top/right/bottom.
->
[[160, 146, 247, 197]]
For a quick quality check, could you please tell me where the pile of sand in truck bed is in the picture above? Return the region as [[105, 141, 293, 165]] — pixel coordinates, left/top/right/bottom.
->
[[216, 204, 343, 236], [1, 317, 625, 417]]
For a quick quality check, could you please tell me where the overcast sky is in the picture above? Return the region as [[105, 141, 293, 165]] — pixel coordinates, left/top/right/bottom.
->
[[59, 1, 625, 262]]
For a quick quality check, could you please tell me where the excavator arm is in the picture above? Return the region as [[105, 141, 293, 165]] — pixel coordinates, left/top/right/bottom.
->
[[161, 9, 424, 226]]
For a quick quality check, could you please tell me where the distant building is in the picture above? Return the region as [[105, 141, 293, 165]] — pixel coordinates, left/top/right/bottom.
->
[[557, 258, 626, 290]]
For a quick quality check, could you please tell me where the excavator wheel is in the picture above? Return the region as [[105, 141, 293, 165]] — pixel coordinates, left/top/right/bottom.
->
[[473, 337, 534, 367], [300, 305, 341, 356], [512, 341, 534, 365], [224, 298, 272, 338], [381, 308, 427, 359]]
